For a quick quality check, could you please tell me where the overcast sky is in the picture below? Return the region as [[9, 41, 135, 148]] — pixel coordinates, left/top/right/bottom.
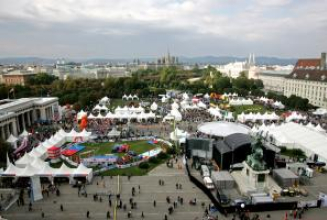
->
[[0, 0, 326, 59]]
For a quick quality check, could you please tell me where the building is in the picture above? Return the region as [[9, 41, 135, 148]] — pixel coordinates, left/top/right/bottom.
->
[[156, 51, 178, 67], [2, 70, 36, 86], [284, 53, 327, 108], [0, 97, 59, 140]]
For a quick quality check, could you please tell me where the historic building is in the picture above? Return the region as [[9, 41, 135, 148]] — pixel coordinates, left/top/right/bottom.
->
[[0, 97, 59, 140], [284, 53, 327, 108]]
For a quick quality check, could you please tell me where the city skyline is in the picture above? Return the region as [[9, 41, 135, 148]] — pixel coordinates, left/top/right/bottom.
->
[[0, 0, 326, 59]]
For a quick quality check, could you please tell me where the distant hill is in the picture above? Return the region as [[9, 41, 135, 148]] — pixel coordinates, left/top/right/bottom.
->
[[179, 56, 297, 65], [0, 56, 297, 66]]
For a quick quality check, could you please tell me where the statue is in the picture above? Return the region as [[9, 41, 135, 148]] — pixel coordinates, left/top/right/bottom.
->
[[246, 137, 266, 171]]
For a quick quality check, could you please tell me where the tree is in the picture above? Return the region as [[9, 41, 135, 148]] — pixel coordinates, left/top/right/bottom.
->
[[213, 77, 232, 91], [28, 73, 58, 85]]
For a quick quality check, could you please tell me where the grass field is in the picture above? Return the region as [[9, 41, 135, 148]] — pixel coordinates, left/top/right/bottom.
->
[[230, 104, 267, 116], [79, 140, 158, 158]]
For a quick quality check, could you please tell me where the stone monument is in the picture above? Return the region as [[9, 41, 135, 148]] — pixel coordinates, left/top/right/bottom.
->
[[241, 137, 270, 192]]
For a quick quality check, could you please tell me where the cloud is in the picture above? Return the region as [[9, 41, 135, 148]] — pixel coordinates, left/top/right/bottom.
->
[[0, 0, 326, 58]]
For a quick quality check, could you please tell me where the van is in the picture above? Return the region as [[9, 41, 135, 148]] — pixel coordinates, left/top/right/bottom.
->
[[201, 165, 210, 177], [203, 177, 215, 190]]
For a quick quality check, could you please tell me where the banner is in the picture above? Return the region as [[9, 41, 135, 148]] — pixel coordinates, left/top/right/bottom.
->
[[31, 176, 43, 201]]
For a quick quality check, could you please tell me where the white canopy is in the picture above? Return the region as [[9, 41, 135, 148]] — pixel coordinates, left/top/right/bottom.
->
[[229, 98, 253, 106], [38, 163, 56, 176], [15, 153, 35, 168], [28, 147, 42, 158], [204, 93, 210, 99], [150, 102, 158, 111], [197, 101, 207, 109], [88, 113, 97, 119], [285, 112, 307, 122], [171, 101, 179, 110], [100, 96, 110, 103], [182, 92, 190, 100], [3, 163, 24, 176], [19, 130, 30, 137], [161, 96, 167, 103], [267, 122, 327, 164], [108, 128, 121, 137], [122, 94, 128, 100], [313, 108, 327, 116], [6, 134, 18, 143], [170, 127, 189, 141], [73, 163, 92, 176], [237, 112, 280, 122], [17, 164, 39, 177], [31, 157, 46, 169], [207, 107, 222, 119], [55, 163, 75, 176]]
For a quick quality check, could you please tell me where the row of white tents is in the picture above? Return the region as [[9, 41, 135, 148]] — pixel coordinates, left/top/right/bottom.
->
[[88, 111, 156, 121], [122, 94, 139, 100], [229, 98, 253, 106], [237, 112, 280, 122], [22, 129, 92, 159], [285, 111, 307, 122], [3, 159, 93, 183]]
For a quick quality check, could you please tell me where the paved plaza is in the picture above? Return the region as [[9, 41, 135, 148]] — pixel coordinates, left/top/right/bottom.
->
[[3, 160, 327, 220]]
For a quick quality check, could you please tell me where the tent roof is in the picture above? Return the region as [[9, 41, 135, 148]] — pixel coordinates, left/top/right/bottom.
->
[[38, 163, 56, 176], [3, 163, 24, 176], [18, 164, 39, 177], [73, 163, 92, 175], [19, 130, 29, 137], [31, 157, 46, 169], [28, 148, 42, 158], [6, 134, 18, 143], [15, 153, 34, 166], [56, 163, 75, 175]]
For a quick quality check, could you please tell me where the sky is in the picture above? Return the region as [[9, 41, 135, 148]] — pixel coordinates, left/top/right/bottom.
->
[[0, 0, 326, 59]]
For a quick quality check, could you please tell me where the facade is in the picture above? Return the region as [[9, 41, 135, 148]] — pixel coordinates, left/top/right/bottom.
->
[[258, 72, 287, 94], [0, 97, 59, 140], [284, 53, 327, 108], [2, 70, 36, 86]]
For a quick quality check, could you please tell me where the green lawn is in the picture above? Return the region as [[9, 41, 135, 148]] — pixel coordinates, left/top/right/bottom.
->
[[99, 157, 167, 176], [79, 140, 157, 158], [230, 104, 267, 116]]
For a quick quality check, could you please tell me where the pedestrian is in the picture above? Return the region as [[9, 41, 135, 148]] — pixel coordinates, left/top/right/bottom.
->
[[141, 211, 144, 218], [41, 212, 45, 218], [164, 214, 168, 220], [87, 210, 90, 218], [176, 183, 178, 189], [154, 200, 156, 207], [128, 210, 132, 218], [107, 211, 111, 219], [109, 199, 112, 207], [60, 204, 63, 211]]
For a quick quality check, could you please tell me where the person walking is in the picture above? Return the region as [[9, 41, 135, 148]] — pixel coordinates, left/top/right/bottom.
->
[[153, 200, 156, 207], [109, 199, 112, 207], [41, 212, 45, 218], [107, 211, 110, 219], [60, 204, 63, 211], [141, 211, 144, 218], [86, 210, 90, 218]]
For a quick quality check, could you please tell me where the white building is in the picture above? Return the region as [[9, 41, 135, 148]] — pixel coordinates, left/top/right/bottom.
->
[[216, 62, 247, 78], [284, 53, 327, 108], [0, 97, 59, 140]]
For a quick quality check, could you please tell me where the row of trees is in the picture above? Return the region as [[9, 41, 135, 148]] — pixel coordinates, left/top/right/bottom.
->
[[267, 91, 310, 111], [0, 67, 310, 111]]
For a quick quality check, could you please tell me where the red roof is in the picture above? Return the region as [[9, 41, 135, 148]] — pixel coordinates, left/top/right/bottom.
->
[[295, 59, 320, 69]]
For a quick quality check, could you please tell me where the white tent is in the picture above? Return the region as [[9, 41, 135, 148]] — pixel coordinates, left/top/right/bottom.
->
[[171, 109, 182, 121], [315, 124, 326, 133], [170, 127, 189, 142], [31, 157, 46, 169], [2, 163, 24, 176], [122, 94, 128, 100], [285, 111, 307, 122], [55, 163, 75, 176], [92, 105, 102, 111], [88, 114, 97, 119], [204, 93, 210, 99], [313, 108, 327, 116], [15, 153, 35, 168], [6, 134, 18, 148], [38, 163, 56, 176], [197, 101, 207, 109], [161, 96, 167, 103], [28, 147, 42, 158], [17, 164, 39, 177], [224, 112, 234, 120], [128, 94, 133, 100], [73, 163, 93, 183], [207, 107, 222, 119], [99, 96, 110, 105], [107, 128, 121, 137], [272, 101, 285, 109], [171, 101, 179, 110], [133, 94, 139, 100], [267, 122, 327, 164], [182, 92, 190, 100], [100, 105, 109, 111], [150, 102, 158, 111], [19, 130, 30, 137]]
